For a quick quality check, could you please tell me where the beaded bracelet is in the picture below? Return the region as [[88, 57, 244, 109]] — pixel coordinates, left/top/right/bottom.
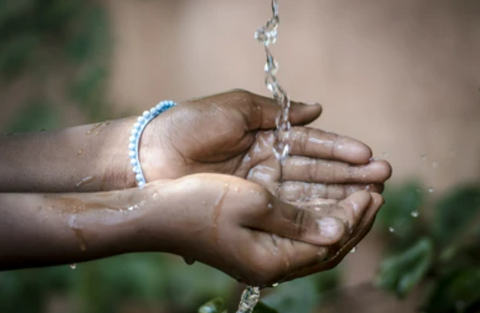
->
[[129, 100, 176, 187]]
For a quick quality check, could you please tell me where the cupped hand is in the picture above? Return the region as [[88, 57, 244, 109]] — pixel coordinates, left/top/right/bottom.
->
[[139, 173, 384, 287], [140, 90, 391, 193]]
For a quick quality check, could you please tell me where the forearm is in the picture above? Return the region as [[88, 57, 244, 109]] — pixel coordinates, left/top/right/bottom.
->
[[0, 118, 137, 192], [0, 185, 168, 271]]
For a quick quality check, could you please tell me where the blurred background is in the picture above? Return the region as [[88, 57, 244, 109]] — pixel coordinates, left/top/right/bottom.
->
[[1, 0, 480, 312]]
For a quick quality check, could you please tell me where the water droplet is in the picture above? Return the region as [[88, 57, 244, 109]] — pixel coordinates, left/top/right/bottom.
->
[[77, 149, 83, 156], [152, 192, 159, 201], [267, 203, 273, 209], [75, 176, 94, 189], [234, 187, 239, 192], [183, 257, 195, 265], [365, 185, 371, 191], [432, 162, 439, 168], [272, 283, 279, 287], [350, 247, 357, 253], [428, 187, 434, 193], [411, 211, 419, 218], [389, 227, 395, 233], [421, 154, 427, 161], [70, 263, 76, 270]]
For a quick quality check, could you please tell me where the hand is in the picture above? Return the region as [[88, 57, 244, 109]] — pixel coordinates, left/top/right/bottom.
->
[[138, 173, 384, 287], [140, 90, 391, 195]]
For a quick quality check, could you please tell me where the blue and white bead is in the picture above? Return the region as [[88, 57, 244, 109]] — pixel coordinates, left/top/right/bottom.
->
[[128, 100, 177, 187]]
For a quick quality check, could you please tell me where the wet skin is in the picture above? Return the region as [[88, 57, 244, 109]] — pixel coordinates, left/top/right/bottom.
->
[[0, 90, 391, 286], [0, 174, 383, 287]]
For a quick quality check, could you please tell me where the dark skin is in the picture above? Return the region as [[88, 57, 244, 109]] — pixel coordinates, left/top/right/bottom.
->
[[0, 90, 391, 286]]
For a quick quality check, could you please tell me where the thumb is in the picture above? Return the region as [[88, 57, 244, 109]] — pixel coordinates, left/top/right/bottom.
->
[[241, 191, 372, 246], [243, 91, 322, 130]]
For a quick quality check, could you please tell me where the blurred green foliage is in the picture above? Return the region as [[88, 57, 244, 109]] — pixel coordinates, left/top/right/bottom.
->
[[0, 0, 111, 130], [0, 254, 235, 313], [376, 182, 480, 313]]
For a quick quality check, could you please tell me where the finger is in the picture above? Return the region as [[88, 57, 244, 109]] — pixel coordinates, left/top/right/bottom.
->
[[246, 230, 330, 286], [279, 192, 384, 283], [297, 191, 372, 231], [241, 191, 372, 246], [239, 91, 322, 130], [282, 157, 392, 184], [278, 181, 384, 201], [287, 127, 373, 164]]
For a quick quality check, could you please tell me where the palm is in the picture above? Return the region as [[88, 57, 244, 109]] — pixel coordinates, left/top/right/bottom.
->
[[144, 90, 391, 200]]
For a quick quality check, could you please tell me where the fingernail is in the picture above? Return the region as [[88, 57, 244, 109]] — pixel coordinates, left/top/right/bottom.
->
[[317, 217, 341, 239]]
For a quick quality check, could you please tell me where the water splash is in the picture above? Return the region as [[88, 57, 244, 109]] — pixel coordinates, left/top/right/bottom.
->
[[428, 187, 434, 193], [389, 227, 395, 233], [236, 286, 261, 313], [255, 0, 291, 162], [411, 211, 419, 218], [69, 263, 76, 270], [350, 246, 357, 253]]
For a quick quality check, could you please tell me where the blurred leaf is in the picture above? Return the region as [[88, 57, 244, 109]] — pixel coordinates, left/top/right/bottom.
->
[[376, 182, 424, 249], [313, 268, 340, 295], [433, 185, 480, 247], [253, 301, 279, 313], [0, 0, 35, 27], [70, 65, 109, 121], [7, 99, 60, 133], [198, 297, 226, 313], [66, 5, 109, 64], [376, 237, 433, 298], [0, 33, 39, 77], [263, 276, 318, 313], [424, 268, 480, 313]]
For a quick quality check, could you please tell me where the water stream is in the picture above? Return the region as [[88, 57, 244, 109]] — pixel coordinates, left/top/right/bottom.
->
[[236, 1, 291, 312]]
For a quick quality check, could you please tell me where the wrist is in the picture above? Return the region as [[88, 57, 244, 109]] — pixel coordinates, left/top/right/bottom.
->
[[99, 117, 138, 191], [137, 114, 174, 182], [128, 101, 177, 186], [128, 181, 180, 254]]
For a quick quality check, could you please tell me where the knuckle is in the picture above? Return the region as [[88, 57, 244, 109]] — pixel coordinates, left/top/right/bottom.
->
[[230, 88, 252, 101], [254, 188, 273, 212], [307, 159, 319, 182], [293, 209, 310, 238]]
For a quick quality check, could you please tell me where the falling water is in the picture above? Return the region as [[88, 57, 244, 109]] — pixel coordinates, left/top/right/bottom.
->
[[236, 1, 288, 312], [255, 0, 291, 162], [236, 286, 261, 313]]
